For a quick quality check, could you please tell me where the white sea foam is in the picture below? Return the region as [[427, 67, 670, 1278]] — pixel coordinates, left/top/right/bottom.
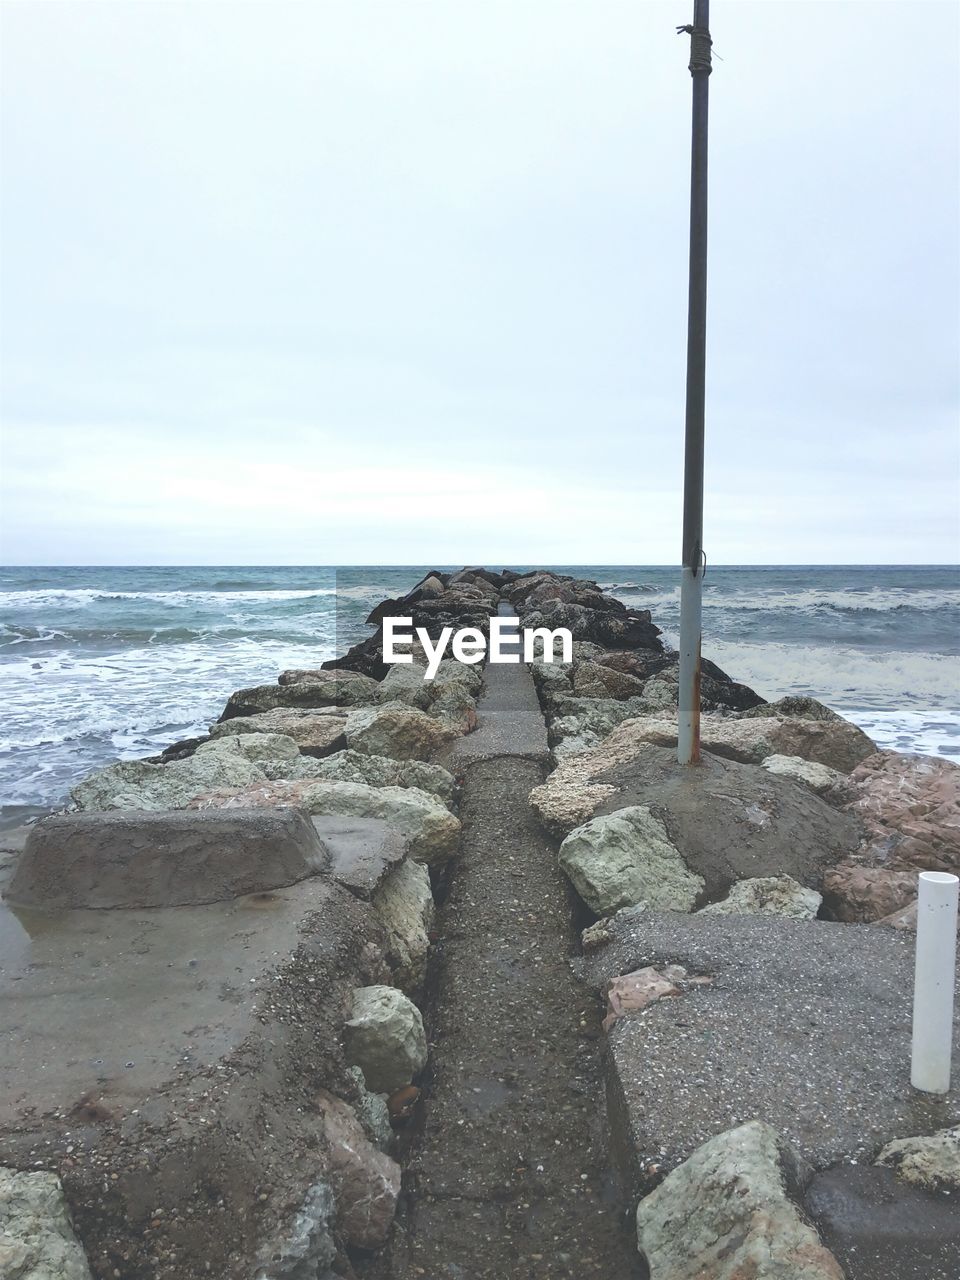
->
[[616, 585, 959, 615], [0, 588, 337, 609]]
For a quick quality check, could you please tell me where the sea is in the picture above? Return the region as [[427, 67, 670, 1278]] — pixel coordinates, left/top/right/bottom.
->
[[1, 565, 957, 827]]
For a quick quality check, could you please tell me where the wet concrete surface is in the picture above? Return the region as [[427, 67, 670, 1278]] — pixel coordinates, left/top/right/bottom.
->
[[805, 1164, 960, 1279], [0, 880, 330, 1123]]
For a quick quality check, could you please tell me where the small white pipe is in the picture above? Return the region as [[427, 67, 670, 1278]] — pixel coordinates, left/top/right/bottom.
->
[[911, 870, 959, 1094], [677, 565, 702, 764]]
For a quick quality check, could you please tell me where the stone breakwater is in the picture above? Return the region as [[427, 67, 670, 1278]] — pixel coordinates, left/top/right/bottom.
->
[[0, 567, 957, 1279]]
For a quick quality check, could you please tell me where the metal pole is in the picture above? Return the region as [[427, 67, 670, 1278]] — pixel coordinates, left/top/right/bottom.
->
[[677, 2, 712, 765]]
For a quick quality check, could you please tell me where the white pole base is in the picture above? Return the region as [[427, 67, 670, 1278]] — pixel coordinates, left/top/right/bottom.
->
[[911, 870, 959, 1094]]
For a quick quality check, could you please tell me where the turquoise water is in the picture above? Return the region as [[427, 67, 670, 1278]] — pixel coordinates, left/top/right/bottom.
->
[[1, 564, 957, 820]]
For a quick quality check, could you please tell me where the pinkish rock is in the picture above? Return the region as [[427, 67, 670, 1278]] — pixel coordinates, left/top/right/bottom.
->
[[602, 965, 712, 1032], [876, 901, 918, 930], [821, 863, 918, 923], [843, 751, 960, 874], [316, 1090, 401, 1248]]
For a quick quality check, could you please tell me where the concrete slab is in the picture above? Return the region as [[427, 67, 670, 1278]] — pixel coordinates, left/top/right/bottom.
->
[[0, 871, 389, 1278], [312, 814, 409, 899], [577, 911, 960, 1196], [805, 1165, 960, 1279], [441, 611, 549, 769], [6, 808, 330, 910]]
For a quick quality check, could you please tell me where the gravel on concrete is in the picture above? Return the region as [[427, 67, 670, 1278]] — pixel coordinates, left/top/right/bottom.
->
[[376, 756, 643, 1280], [577, 910, 960, 1196]]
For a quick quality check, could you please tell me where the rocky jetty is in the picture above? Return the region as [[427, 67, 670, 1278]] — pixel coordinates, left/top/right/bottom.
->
[[1, 567, 957, 1280]]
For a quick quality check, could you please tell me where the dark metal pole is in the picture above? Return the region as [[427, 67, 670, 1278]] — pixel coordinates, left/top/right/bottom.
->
[[677, 1, 712, 765]]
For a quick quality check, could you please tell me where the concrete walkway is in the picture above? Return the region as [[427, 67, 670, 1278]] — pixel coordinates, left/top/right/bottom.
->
[[380, 635, 643, 1279]]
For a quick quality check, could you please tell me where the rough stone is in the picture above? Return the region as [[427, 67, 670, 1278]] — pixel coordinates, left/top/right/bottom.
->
[[558, 806, 704, 915], [0, 1168, 93, 1280], [371, 858, 435, 993], [221, 672, 379, 718], [596, 711, 876, 773], [253, 1181, 337, 1280], [311, 815, 408, 899], [195, 731, 301, 779], [698, 874, 822, 920], [603, 965, 711, 1033], [316, 1090, 401, 1248], [8, 808, 330, 910], [189, 779, 460, 865], [572, 661, 648, 701], [69, 746, 267, 813], [343, 985, 428, 1093], [743, 695, 843, 722], [762, 753, 848, 796], [210, 707, 348, 756], [345, 702, 454, 761], [821, 863, 919, 923], [635, 1121, 844, 1280], [345, 1067, 392, 1153], [876, 1126, 960, 1191], [309, 750, 456, 806], [842, 750, 960, 874]]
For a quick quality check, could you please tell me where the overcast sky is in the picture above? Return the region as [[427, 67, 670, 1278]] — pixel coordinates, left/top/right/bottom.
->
[[1, 0, 957, 566]]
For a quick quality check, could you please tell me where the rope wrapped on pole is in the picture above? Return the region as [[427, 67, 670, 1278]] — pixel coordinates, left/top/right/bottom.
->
[[676, 24, 713, 76]]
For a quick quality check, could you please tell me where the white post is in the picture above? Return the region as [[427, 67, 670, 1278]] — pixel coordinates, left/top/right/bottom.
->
[[911, 870, 959, 1094], [677, 564, 702, 764]]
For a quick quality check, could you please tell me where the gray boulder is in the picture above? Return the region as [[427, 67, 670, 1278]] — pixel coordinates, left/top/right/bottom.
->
[[572, 660, 647, 701], [558, 806, 704, 915], [875, 1126, 960, 1191], [70, 744, 266, 812], [8, 808, 328, 910], [309, 749, 456, 805], [761, 754, 847, 796], [343, 985, 428, 1093], [195, 732, 300, 779], [346, 1066, 392, 1152], [221, 672, 379, 718], [253, 1181, 337, 1280], [210, 708, 348, 756], [190, 779, 460, 864], [345, 702, 454, 761], [635, 1121, 844, 1279], [0, 1168, 93, 1280], [698, 874, 822, 920], [372, 858, 435, 993]]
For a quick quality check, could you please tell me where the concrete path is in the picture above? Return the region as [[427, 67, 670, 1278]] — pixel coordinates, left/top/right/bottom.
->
[[380, 642, 643, 1279]]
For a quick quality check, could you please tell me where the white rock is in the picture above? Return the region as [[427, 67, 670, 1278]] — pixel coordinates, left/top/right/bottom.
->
[[761, 754, 846, 796], [345, 702, 453, 761], [344, 985, 428, 1093], [70, 745, 266, 812], [558, 806, 704, 916], [635, 1121, 844, 1279], [698, 874, 822, 920], [0, 1168, 93, 1280], [875, 1125, 960, 1191], [372, 858, 435, 993]]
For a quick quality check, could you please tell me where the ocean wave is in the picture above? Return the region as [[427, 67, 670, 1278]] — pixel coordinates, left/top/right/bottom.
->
[[689, 638, 960, 707], [0, 587, 338, 609], [613, 585, 959, 614]]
